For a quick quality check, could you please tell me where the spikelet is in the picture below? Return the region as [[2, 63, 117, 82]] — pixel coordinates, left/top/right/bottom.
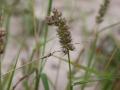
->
[[96, 0, 110, 24], [46, 8, 75, 54], [0, 15, 6, 54]]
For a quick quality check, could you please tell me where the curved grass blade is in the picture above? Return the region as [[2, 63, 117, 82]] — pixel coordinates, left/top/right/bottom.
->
[[73, 76, 120, 86], [41, 73, 50, 90], [6, 46, 22, 90]]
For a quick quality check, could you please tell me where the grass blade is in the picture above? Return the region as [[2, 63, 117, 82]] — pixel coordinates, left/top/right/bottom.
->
[[35, 0, 53, 90], [6, 46, 22, 90], [41, 73, 50, 90]]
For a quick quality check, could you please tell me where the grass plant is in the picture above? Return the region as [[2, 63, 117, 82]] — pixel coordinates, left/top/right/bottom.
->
[[1, 0, 120, 90]]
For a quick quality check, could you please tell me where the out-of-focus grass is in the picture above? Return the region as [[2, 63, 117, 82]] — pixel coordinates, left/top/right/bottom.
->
[[1, 0, 120, 90], [6, 46, 22, 90], [34, 0, 53, 90]]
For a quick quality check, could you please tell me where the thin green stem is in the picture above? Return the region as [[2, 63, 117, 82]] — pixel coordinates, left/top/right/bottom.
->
[[81, 30, 98, 90], [41, 0, 53, 56], [67, 50, 73, 90], [0, 56, 2, 90], [99, 21, 120, 34], [54, 60, 61, 90], [34, 0, 53, 90]]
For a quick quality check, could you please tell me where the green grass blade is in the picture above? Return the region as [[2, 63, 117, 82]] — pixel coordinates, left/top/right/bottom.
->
[[0, 56, 2, 90], [6, 47, 22, 90], [35, 0, 53, 90], [81, 35, 98, 90], [73, 76, 120, 86], [41, 73, 50, 90], [53, 55, 100, 75], [99, 21, 120, 33]]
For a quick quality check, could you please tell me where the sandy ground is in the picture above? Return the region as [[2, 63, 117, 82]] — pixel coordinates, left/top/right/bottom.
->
[[2, 0, 120, 90]]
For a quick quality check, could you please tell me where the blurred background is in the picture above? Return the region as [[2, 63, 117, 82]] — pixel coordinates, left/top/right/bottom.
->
[[1, 0, 120, 90]]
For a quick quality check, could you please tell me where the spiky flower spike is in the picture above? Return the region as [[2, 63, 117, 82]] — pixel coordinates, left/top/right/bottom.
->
[[46, 8, 75, 54], [0, 15, 6, 54], [96, 0, 110, 24]]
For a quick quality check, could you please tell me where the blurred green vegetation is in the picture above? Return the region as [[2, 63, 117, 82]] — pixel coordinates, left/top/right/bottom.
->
[[0, 0, 120, 90]]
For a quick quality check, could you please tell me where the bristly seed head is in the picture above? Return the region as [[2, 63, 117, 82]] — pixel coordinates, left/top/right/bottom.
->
[[0, 29, 6, 54], [46, 8, 75, 54], [0, 14, 6, 54], [96, 0, 110, 24]]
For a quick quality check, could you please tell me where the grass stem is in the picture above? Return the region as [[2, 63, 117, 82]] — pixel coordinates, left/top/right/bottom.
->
[[0, 56, 2, 90], [34, 0, 52, 90], [67, 50, 73, 90]]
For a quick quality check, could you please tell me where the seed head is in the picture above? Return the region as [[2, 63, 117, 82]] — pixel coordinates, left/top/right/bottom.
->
[[0, 14, 6, 54], [0, 29, 6, 54], [96, 0, 110, 24], [46, 8, 75, 54]]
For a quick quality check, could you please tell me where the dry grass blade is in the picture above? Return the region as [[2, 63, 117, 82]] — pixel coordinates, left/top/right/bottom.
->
[[0, 51, 60, 78]]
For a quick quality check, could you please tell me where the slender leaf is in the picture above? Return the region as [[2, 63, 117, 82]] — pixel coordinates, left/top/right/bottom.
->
[[41, 73, 50, 90]]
